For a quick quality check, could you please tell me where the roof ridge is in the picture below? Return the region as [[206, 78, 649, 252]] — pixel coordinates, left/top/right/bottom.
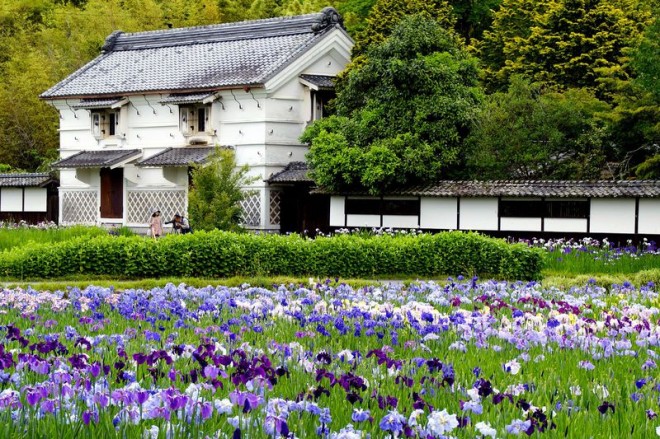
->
[[0, 172, 51, 177], [104, 8, 343, 52]]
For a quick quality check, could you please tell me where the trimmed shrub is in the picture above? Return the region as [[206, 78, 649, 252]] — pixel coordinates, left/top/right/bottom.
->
[[0, 230, 545, 280]]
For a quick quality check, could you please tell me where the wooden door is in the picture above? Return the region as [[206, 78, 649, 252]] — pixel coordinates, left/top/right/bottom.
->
[[100, 168, 123, 219]]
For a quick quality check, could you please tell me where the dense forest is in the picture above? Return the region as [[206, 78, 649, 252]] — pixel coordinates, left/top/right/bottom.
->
[[0, 0, 657, 185]]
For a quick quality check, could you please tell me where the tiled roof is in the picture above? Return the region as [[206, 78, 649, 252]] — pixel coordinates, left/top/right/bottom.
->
[[0, 173, 56, 187], [52, 150, 142, 169], [41, 8, 346, 98], [267, 161, 312, 183], [299, 74, 335, 90], [137, 147, 214, 167], [316, 180, 660, 198], [71, 98, 126, 109], [158, 93, 215, 105]]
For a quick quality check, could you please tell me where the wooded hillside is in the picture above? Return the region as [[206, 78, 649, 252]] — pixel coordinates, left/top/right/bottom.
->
[[0, 0, 656, 181]]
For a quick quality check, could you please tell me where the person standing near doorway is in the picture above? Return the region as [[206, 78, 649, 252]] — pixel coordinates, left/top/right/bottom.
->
[[149, 210, 163, 239]]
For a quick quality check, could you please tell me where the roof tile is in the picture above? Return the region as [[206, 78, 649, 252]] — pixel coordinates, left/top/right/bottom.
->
[[316, 180, 660, 198], [137, 147, 214, 167], [267, 161, 312, 183], [0, 173, 56, 187], [52, 150, 142, 169], [41, 8, 346, 98]]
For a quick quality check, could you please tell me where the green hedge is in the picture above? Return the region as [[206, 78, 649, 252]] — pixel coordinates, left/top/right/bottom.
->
[[0, 230, 545, 280]]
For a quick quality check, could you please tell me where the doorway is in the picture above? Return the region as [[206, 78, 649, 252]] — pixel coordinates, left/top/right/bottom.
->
[[100, 167, 123, 219]]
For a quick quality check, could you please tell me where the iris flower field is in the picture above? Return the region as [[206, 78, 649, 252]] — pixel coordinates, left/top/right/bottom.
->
[[0, 278, 659, 438]]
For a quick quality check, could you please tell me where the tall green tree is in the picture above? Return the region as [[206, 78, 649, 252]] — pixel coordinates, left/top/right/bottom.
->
[[477, 0, 652, 98], [188, 148, 256, 231], [447, 0, 502, 43], [467, 76, 611, 179], [631, 14, 659, 100], [303, 15, 482, 194], [608, 13, 660, 178], [351, 0, 454, 58], [476, 0, 554, 92]]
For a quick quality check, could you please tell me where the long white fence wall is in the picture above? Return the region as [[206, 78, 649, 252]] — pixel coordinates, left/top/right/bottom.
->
[[500, 217, 542, 232], [459, 198, 498, 231], [544, 218, 588, 233], [328, 195, 660, 235], [639, 199, 660, 234], [0, 188, 23, 212], [590, 198, 636, 234], [420, 198, 456, 229]]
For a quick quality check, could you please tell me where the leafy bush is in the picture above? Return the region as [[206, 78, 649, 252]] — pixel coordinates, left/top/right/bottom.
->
[[0, 231, 545, 280], [188, 148, 256, 232], [0, 225, 111, 252]]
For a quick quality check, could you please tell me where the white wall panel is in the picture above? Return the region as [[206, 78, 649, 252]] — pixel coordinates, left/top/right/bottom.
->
[[544, 218, 588, 233], [346, 214, 380, 228], [590, 198, 635, 234], [382, 215, 418, 228], [329, 196, 345, 227], [420, 198, 457, 229], [460, 198, 498, 231], [500, 217, 542, 232], [23, 188, 47, 212], [638, 199, 660, 234], [0, 188, 22, 212]]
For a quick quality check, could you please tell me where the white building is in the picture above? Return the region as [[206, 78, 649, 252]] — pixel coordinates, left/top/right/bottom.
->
[[324, 180, 660, 236], [41, 8, 352, 230], [0, 173, 58, 224]]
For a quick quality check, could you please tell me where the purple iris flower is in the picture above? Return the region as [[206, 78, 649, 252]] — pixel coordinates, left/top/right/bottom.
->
[[352, 408, 371, 423], [379, 410, 406, 434], [229, 391, 260, 412], [505, 419, 532, 435]]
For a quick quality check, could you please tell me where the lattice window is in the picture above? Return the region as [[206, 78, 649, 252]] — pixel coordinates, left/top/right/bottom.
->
[[126, 190, 187, 224], [61, 190, 98, 224], [269, 190, 281, 226], [240, 193, 261, 227]]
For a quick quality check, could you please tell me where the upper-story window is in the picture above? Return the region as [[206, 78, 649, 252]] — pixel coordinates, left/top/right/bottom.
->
[[180, 104, 212, 136], [91, 110, 121, 139], [311, 90, 335, 121]]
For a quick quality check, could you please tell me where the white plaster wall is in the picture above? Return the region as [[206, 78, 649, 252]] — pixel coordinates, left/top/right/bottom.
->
[[162, 168, 188, 186], [545, 218, 588, 233], [0, 188, 22, 211], [346, 214, 380, 228], [222, 121, 267, 146], [460, 198, 498, 231], [60, 168, 99, 187], [382, 215, 418, 228], [420, 198, 457, 229], [590, 198, 635, 234], [23, 188, 47, 212], [638, 199, 660, 234], [264, 96, 304, 121], [54, 103, 98, 151], [500, 217, 542, 232], [330, 196, 345, 227], [264, 145, 309, 166], [302, 50, 347, 77]]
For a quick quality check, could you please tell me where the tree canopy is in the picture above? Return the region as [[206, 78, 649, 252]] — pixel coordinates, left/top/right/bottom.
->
[[0, 0, 656, 183], [467, 76, 611, 180], [478, 0, 653, 99], [303, 15, 482, 194]]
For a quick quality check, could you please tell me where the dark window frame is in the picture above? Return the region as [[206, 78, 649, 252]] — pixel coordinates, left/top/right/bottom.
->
[[499, 198, 590, 219], [545, 199, 589, 219], [499, 199, 544, 218], [179, 104, 212, 136], [345, 197, 420, 216]]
